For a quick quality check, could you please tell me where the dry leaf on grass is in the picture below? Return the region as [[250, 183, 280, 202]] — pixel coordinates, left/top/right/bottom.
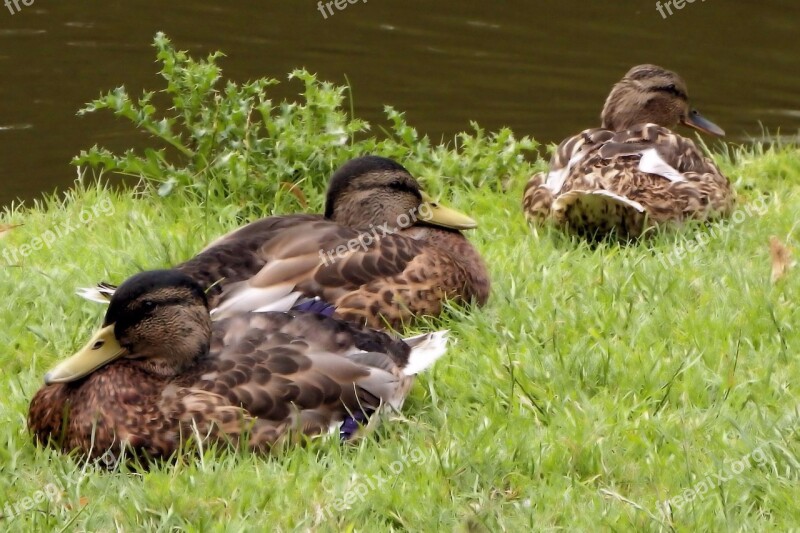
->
[[769, 236, 794, 283], [0, 223, 22, 239], [279, 182, 308, 209], [64, 496, 90, 511]]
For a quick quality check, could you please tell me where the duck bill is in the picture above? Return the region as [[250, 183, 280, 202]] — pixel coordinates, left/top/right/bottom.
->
[[419, 192, 478, 230], [44, 324, 126, 384], [682, 110, 726, 137]]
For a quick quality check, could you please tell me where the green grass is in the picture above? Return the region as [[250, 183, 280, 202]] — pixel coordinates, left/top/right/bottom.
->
[[2, 35, 800, 531], [1, 143, 799, 531]]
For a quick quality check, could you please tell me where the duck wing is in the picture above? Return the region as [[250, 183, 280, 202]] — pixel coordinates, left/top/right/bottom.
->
[[167, 312, 448, 450], [77, 214, 480, 328], [209, 222, 468, 329], [568, 124, 733, 219]]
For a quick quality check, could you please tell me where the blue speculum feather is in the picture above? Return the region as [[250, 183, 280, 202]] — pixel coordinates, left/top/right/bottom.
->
[[340, 410, 371, 440], [292, 298, 336, 317]]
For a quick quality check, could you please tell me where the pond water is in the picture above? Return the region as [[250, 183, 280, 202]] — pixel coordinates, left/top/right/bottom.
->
[[1, 1, 798, 206]]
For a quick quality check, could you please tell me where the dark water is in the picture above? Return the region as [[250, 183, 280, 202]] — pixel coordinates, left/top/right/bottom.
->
[[1, 1, 798, 207]]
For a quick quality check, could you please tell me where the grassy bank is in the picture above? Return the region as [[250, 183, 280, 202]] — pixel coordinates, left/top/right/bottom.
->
[[2, 36, 800, 531]]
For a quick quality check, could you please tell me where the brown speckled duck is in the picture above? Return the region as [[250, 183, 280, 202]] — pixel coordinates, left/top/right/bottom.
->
[[523, 64, 734, 238], [81, 156, 490, 330], [30, 270, 449, 461]]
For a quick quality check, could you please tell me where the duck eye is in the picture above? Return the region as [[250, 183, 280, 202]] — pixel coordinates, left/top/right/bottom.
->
[[659, 84, 680, 96], [142, 300, 156, 310], [389, 180, 405, 190]]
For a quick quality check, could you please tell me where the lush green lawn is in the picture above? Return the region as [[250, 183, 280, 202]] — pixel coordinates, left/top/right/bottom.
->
[[2, 35, 800, 531], [0, 143, 798, 531]]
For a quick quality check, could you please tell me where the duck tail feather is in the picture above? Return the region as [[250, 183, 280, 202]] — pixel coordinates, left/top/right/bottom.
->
[[75, 282, 117, 304], [402, 330, 449, 376]]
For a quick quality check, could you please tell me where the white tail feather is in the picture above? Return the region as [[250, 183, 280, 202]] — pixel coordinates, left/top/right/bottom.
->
[[76, 287, 112, 304], [402, 330, 449, 376]]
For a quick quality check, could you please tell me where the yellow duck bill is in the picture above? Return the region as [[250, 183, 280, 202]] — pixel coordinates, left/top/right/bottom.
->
[[419, 192, 478, 230], [44, 324, 126, 384]]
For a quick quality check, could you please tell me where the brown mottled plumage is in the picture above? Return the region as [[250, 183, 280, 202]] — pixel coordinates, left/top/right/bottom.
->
[[29, 270, 448, 462], [83, 156, 490, 330], [523, 64, 734, 239]]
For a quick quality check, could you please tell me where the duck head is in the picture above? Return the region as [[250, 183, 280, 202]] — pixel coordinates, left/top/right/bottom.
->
[[44, 270, 211, 384], [601, 64, 725, 136], [324, 156, 477, 232]]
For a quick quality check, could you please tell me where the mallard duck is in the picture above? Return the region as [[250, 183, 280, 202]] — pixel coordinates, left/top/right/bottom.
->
[[523, 64, 734, 238], [81, 156, 490, 330], [29, 270, 449, 461]]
